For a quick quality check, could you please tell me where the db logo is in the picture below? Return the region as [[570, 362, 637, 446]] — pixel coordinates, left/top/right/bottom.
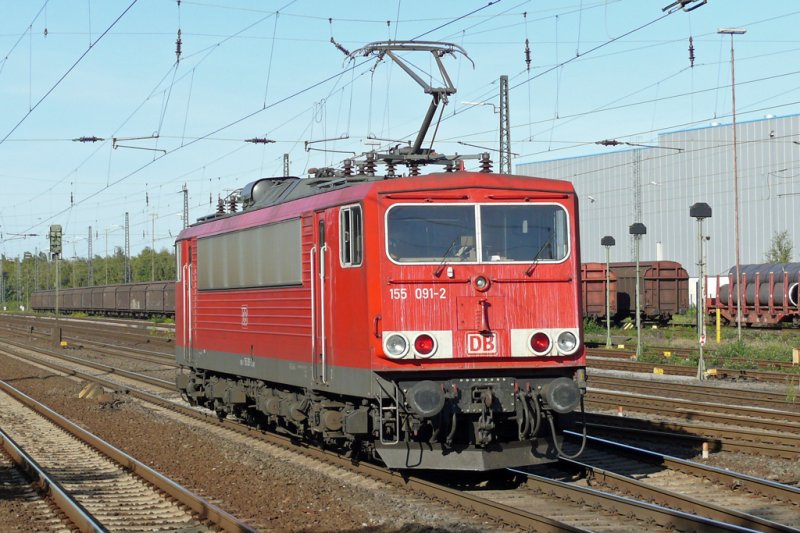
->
[[466, 333, 497, 355]]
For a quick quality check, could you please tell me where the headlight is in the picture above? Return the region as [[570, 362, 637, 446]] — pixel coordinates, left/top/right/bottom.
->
[[473, 275, 490, 291], [557, 331, 578, 354], [385, 334, 409, 359]]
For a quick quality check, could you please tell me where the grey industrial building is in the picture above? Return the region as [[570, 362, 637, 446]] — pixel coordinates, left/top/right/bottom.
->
[[516, 114, 800, 279]]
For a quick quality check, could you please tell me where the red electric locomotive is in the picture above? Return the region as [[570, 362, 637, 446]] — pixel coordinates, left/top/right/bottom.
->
[[175, 162, 587, 470], [176, 40, 585, 470]]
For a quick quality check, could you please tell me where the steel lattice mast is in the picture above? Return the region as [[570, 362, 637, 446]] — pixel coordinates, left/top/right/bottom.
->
[[499, 75, 511, 174]]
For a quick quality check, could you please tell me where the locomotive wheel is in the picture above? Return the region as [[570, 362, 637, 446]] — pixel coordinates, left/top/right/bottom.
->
[[180, 392, 197, 406]]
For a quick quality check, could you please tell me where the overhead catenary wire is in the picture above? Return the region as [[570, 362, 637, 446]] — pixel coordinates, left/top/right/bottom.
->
[[438, 67, 800, 146], [34, 0, 299, 200], [514, 98, 800, 162], [6, 2, 800, 258], [0, 1, 50, 79], [0, 0, 140, 148], [262, 10, 280, 108], [389, 1, 696, 154], [14, 1, 500, 238]]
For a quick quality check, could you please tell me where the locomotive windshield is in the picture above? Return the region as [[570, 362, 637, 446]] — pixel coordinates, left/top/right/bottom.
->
[[386, 203, 568, 263]]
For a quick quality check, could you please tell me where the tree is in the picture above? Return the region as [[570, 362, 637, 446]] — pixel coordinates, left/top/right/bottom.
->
[[765, 230, 793, 263]]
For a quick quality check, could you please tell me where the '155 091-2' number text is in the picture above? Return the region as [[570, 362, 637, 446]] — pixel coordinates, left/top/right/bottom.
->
[[389, 287, 446, 300]]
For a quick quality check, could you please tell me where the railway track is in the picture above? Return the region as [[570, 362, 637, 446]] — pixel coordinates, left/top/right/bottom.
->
[[589, 374, 800, 412], [8, 315, 800, 458], [6, 316, 800, 462], [580, 415, 798, 461], [582, 374, 800, 459], [556, 434, 800, 532], [588, 353, 799, 384], [0, 330, 759, 531], [587, 388, 800, 437], [460, 470, 745, 532], [588, 345, 800, 372], [0, 445, 67, 530], [1, 314, 174, 352], [0, 377, 252, 532]]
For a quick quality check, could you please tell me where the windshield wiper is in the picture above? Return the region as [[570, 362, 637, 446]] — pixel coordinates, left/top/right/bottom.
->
[[524, 232, 553, 277], [433, 236, 460, 277]]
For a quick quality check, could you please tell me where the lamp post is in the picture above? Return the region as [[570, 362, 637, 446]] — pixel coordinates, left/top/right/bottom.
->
[[601, 236, 615, 348], [629, 223, 647, 360], [718, 27, 746, 343], [690, 202, 712, 380]]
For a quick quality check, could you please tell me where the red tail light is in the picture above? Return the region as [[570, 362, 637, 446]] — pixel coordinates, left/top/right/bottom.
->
[[414, 334, 435, 356], [530, 332, 551, 355]]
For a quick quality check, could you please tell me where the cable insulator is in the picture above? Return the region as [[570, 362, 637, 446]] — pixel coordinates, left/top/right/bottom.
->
[[216, 198, 225, 215], [365, 152, 377, 176], [445, 161, 455, 173], [408, 162, 420, 176], [688, 36, 695, 68], [176, 29, 182, 62], [525, 38, 531, 72], [480, 153, 493, 173], [330, 37, 350, 57], [228, 196, 237, 213], [342, 159, 353, 176], [386, 162, 396, 178]]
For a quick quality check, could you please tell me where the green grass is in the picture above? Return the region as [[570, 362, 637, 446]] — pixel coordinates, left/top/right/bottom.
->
[[670, 309, 697, 326], [583, 318, 605, 335]]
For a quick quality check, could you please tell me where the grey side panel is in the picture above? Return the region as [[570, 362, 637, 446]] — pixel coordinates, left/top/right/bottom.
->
[[181, 348, 376, 398], [197, 218, 302, 290]]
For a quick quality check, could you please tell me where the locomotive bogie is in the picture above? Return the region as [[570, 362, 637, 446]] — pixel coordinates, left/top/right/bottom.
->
[[177, 364, 583, 470]]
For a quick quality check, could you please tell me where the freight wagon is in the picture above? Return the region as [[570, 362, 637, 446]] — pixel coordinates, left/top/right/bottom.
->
[[580, 262, 617, 320], [30, 282, 175, 318], [709, 263, 800, 326], [581, 260, 689, 323]]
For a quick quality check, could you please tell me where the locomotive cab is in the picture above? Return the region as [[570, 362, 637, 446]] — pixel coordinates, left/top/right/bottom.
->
[[369, 179, 587, 469]]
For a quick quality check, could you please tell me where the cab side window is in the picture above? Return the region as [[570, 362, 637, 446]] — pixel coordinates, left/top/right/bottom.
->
[[340, 205, 363, 267]]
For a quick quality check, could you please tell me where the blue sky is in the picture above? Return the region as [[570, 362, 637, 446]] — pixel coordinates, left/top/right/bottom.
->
[[1, 0, 798, 260]]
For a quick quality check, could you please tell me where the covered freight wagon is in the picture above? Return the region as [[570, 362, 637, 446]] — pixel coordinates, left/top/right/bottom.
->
[[31, 282, 175, 317]]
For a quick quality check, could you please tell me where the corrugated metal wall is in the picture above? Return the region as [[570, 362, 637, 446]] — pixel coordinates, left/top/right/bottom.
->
[[516, 115, 800, 277]]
